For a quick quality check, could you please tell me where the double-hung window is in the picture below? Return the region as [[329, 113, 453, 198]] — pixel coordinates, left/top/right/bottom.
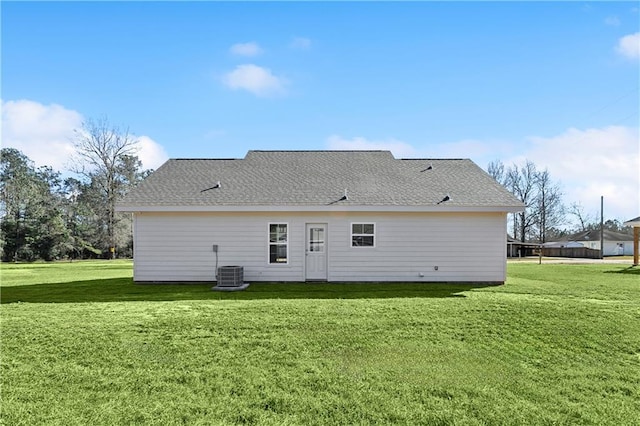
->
[[351, 223, 375, 247], [269, 223, 288, 264]]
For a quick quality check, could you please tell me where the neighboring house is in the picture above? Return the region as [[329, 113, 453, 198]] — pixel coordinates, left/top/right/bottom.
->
[[116, 151, 524, 283], [542, 241, 584, 248], [623, 216, 640, 266], [506, 236, 540, 258], [554, 229, 635, 256]]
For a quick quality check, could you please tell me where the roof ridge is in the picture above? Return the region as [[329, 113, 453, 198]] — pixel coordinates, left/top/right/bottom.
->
[[118, 150, 525, 210], [247, 150, 392, 153], [400, 158, 468, 161], [173, 158, 241, 161]]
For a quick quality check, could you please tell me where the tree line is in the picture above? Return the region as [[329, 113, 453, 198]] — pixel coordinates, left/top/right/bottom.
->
[[0, 118, 150, 262], [487, 159, 632, 243], [1, 121, 633, 261]]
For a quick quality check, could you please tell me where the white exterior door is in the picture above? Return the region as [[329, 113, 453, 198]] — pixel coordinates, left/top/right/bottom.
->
[[305, 223, 327, 281]]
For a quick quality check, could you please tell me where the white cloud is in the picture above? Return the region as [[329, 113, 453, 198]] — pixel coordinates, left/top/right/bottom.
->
[[222, 64, 286, 97], [1, 99, 168, 172], [290, 37, 311, 50], [134, 136, 168, 170], [604, 16, 620, 26], [429, 138, 516, 163], [1, 99, 82, 171], [229, 42, 263, 57], [616, 32, 640, 59], [326, 135, 419, 158], [516, 126, 639, 222], [325, 134, 512, 163], [325, 127, 639, 223]]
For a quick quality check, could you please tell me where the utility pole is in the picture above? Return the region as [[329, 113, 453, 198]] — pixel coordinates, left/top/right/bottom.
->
[[600, 196, 604, 259]]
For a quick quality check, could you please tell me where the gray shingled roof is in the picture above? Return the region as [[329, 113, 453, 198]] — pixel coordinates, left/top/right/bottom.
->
[[624, 216, 640, 226], [560, 229, 634, 242], [117, 150, 524, 210]]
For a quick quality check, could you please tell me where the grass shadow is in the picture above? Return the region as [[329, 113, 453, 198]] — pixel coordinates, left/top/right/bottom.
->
[[0, 278, 496, 304], [603, 266, 640, 275]]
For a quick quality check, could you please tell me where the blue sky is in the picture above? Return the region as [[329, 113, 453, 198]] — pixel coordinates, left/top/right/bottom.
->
[[2, 1, 639, 224]]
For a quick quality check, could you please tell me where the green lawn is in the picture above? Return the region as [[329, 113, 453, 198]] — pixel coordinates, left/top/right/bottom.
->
[[1, 261, 639, 425]]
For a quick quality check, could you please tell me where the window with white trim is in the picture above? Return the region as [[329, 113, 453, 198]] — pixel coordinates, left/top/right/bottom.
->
[[351, 223, 375, 247], [269, 223, 288, 263]]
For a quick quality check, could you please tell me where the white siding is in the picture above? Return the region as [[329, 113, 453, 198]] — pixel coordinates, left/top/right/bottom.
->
[[578, 240, 634, 256], [133, 212, 305, 282], [603, 241, 634, 256], [133, 211, 508, 283], [325, 212, 507, 282]]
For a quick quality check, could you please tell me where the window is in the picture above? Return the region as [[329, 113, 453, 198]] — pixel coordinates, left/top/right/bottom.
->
[[308, 226, 325, 253], [351, 223, 375, 247], [269, 223, 288, 263]]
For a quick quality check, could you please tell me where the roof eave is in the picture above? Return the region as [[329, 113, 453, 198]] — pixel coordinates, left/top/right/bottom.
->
[[623, 216, 640, 227], [116, 204, 525, 213]]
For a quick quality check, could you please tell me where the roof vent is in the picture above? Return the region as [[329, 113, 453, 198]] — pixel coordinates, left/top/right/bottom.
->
[[437, 194, 451, 204], [421, 162, 433, 172], [201, 181, 221, 193], [328, 189, 349, 205]]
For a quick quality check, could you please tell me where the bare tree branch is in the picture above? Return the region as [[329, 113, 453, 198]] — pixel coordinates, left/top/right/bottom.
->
[[71, 116, 139, 259]]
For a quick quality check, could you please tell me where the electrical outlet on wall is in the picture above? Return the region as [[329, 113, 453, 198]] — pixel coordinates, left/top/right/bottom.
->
[[212, 245, 218, 252]]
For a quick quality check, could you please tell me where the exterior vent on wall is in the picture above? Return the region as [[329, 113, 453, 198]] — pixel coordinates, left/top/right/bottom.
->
[[212, 266, 249, 291]]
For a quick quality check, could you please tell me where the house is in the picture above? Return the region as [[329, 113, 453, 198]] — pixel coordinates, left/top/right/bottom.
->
[[623, 216, 640, 266], [506, 236, 540, 258], [116, 151, 524, 283], [557, 229, 635, 256], [542, 241, 584, 248]]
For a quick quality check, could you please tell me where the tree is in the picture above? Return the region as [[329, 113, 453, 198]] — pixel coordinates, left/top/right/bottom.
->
[[62, 177, 105, 258], [0, 148, 34, 260], [487, 160, 506, 185], [1, 128, 150, 262], [487, 159, 565, 243], [0, 149, 72, 261], [113, 154, 151, 257], [71, 117, 138, 259], [506, 160, 539, 242], [532, 168, 564, 243], [29, 166, 73, 260], [602, 219, 631, 234], [569, 202, 593, 233]]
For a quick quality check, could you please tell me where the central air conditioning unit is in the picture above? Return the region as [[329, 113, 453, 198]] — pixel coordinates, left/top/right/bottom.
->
[[217, 266, 243, 286], [212, 266, 249, 291]]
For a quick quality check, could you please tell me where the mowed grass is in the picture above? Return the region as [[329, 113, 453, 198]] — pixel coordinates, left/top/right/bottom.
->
[[1, 261, 639, 425]]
